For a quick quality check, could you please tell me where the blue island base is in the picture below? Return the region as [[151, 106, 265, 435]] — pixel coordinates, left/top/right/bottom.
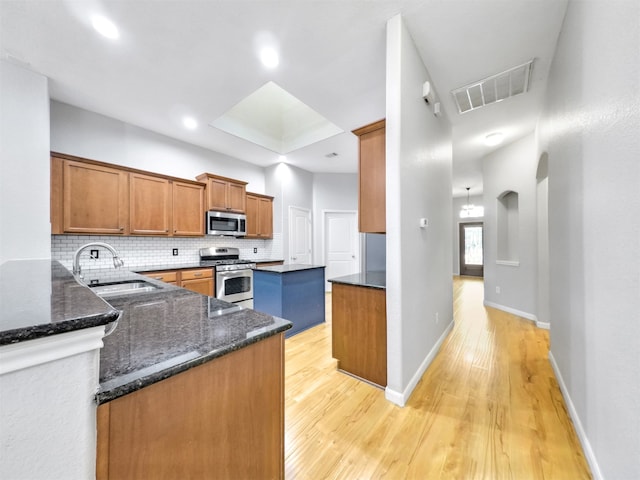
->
[[253, 265, 326, 338]]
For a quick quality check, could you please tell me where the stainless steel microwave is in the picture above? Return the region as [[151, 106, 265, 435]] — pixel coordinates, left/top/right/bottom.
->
[[206, 211, 247, 236]]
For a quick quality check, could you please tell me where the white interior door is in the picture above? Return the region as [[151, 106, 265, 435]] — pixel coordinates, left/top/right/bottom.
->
[[324, 211, 359, 291], [289, 206, 311, 264]]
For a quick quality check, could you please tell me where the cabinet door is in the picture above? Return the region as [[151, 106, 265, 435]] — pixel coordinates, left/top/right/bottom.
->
[[63, 160, 129, 234], [245, 194, 259, 237], [355, 120, 386, 233], [172, 181, 204, 236], [227, 182, 246, 213], [257, 197, 273, 238], [130, 173, 171, 235], [181, 277, 213, 296], [206, 178, 228, 211]]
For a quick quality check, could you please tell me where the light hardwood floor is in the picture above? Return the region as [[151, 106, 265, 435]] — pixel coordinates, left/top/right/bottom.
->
[[284, 276, 591, 479]]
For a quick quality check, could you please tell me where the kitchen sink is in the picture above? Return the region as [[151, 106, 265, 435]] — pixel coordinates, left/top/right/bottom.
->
[[88, 280, 160, 298]]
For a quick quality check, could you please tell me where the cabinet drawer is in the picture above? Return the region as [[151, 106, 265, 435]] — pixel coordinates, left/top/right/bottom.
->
[[181, 268, 213, 281], [143, 271, 178, 283]]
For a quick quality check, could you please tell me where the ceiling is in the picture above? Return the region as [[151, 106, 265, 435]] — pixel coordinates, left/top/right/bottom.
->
[[0, 0, 567, 198]]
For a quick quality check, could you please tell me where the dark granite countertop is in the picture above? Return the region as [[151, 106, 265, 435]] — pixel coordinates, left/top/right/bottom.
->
[[255, 264, 325, 274], [328, 271, 386, 289], [85, 269, 292, 404], [0, 260, 120, 346]]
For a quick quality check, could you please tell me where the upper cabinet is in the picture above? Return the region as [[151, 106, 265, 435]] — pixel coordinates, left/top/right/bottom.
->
[[246, 193, 274, 239], [129, 172, 171, 235], [172, 181, 205, 236], [56, 158, 129, 235], [196, 173, 247, 213], [353, 119, 386, 233], [51, 153, 205, 237]]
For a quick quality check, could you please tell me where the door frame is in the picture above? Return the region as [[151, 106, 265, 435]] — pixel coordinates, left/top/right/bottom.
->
[[459, 221, 484, 277], [322, 209, 360, 290]]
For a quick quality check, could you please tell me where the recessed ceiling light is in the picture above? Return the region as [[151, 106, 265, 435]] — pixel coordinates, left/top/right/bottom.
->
[[278, 155, 287, 163], [260, 47, 279, 69], [183, 117, 198, 130], [485, 132, 504, 146], [91, 15, 119, 40]]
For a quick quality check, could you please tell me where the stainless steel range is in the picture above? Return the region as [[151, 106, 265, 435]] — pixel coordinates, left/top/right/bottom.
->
[[199, 247, 255, 308]]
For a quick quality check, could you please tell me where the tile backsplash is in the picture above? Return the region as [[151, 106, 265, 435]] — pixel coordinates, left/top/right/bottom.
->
[[52, 234, 283, 271]]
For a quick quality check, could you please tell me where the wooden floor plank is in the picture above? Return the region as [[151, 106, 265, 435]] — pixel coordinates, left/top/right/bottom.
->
[[284, 277, 591, 479]]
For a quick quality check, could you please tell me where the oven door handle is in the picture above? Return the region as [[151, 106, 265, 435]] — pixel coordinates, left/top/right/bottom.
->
[[217, 270, 252, 279]]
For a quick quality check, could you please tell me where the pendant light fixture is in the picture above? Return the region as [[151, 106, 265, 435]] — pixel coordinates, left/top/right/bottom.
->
[[459, 187, 484, 218]]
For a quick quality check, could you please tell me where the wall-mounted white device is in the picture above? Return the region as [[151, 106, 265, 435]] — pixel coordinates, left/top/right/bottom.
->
[[422, 81, 435, 104], [419, 218, 429, 228]]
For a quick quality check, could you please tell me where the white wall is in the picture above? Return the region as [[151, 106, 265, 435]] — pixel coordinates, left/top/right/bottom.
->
[[0, 61, 51, 263], [50, 101, 266, 193], [385, 15, 453, 406], [312, 173, 358, 265], [482, 134, 538, 321], [265, 163, 314, 264], [451, 193, 483, 275], [538, 1, 640, 478]]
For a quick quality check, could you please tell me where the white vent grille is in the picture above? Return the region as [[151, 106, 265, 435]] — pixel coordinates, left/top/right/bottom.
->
[[452, 60, 534, 114]]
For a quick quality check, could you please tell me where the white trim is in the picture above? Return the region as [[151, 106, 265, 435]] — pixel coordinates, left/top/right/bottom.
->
[[496, 260, 520, 267], [536, 321, 550, 330], [0, 327, 106, 375], [385, 319, 454, 407], [483, 300, 538, 323], [548, 352, 603, 480]]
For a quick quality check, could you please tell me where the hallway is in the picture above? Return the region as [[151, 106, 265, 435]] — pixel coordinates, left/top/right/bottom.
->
[[284, 276, 591, 479]]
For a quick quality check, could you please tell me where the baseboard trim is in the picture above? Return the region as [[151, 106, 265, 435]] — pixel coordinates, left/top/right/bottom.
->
[[536, 321, 550, 330], [483, 300, 540, 324], [548, 351, 603, 480], [385, 319, 454, 407]]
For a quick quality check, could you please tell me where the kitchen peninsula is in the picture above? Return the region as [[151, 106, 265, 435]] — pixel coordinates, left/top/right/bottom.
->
[[329, 271, 387, 388], [0, 259, 291, 480]]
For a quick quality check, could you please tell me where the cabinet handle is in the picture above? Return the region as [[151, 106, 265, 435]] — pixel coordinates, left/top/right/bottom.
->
[[194, 272, 203, 277], [165, 229, 169, 232], [154, 276, 163, 280], [119, 227, 124, 231]]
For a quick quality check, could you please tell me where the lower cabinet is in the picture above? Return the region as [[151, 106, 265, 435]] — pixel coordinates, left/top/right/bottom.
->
[[141, 269, 213, 296], [331, 283, 387, 387], [96, 333, 285, 480]]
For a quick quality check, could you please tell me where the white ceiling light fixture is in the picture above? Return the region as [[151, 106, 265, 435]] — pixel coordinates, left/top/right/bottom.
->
[[259, 47, 279, 69], [183, 116, 198, 130], [452, 59, 534, 114], [91, 15, 119, 40], [484, 132, 504, 146]]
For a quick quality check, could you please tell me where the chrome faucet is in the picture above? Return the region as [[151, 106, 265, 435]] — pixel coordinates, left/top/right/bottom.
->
[[73, 242, 125, 277]]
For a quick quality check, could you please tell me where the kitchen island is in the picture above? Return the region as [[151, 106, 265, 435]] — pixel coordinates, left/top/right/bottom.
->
[[329, 271, 387, 388], [0, 260, 291, 480], [253, 264, 325, 337]]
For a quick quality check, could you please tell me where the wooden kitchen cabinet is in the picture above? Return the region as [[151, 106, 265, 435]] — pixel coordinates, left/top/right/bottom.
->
[[196, 172, 247, 213], [353, 119, 386, 233], [141, 269, 214, 296], [331, 282, 387, 387], [245, 192, 274, 239], [179, 268, 214, 296], [141, 271, 178, 285], [129, 172, 171, 235], [172, 181, 205, 236], [51, 153, 206, 237], [52, 157, 129, 235], [96, 333, 285, 480]]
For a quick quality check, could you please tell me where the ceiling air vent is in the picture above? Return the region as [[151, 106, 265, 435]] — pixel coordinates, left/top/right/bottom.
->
[[451, 59, 534, 114]]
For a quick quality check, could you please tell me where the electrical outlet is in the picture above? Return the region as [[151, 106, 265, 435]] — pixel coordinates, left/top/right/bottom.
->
[[253, 248, 258, 254], [496, 286, 501, 294], [90, 249, 99, 259], [172, 248, 178, 256]]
